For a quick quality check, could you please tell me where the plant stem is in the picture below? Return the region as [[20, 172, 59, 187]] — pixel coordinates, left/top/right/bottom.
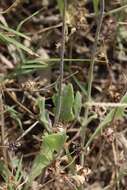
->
[[106, 3, 127, 16], [0, 0, 21, 14], [88, 3, 127, 18], [53, 0, 67, 127], [80, 0, 105, 167], [0, 84, 9, 182]]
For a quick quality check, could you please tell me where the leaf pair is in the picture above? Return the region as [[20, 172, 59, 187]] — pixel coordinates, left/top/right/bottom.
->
[[53, 83, 82, 123]]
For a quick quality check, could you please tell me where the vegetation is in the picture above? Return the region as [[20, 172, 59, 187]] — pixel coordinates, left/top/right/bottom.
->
[[0, 0, 127, 189]]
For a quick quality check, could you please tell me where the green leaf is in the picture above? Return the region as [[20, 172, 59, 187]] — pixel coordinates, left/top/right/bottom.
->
[[0, 24, 30, 40], [73, 91, 82, 119], [73, 76, 87, 96], [29, 154, 50, 183], [43, 132, 67, 152], [20, 63, 48, 69], [6, 106, 22, 129], [0, 161, 7, 181], [36, 97, 52, 132], [10, 67, 35, 77], [53, 83, 82, 123], [85, 93, 127, 149], [17, 8, 43, 32], [53, 83, 75, 123], [115, 94, 127, 117], [56, 0, 64, 15], [14, 157, 23, 182], [0, 32, 37, 56], [93, 0, 99, 15], [28, 132, 67, 183], [9, 62, 48, 78]]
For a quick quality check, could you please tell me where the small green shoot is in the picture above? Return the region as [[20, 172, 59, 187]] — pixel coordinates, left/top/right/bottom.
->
[[53, 83, 82, 123]]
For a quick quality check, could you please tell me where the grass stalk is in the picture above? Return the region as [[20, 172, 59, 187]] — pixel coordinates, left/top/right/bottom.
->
[[80, 0, 105, 167], [106, 3, 127, 16], [53, 0, 67, 127]]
